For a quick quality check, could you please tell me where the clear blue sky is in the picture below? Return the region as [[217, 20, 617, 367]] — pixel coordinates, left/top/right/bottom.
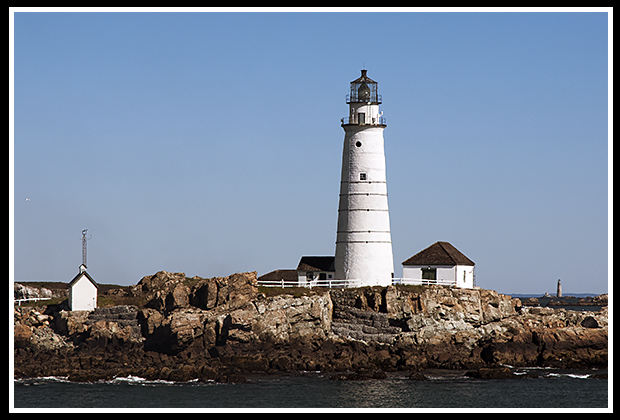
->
[[11, 10, 610, 294]]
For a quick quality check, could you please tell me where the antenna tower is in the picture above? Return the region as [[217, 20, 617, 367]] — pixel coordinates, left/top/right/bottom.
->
[[81, 229, 91, 267]]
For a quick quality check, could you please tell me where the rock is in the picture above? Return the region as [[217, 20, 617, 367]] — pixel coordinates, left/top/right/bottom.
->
[[217, 373, 248, 383], [522, 297, 540, 306], [581, 316, 599, 328], [14, 283, 58, 300], [328, 370, 385, 381], [13, 274, 608, 381], [14, 324, 32, 346], [480, 342, 539, 366], [408, 371, 428, 380], [592, 293, 608, 305], [133, 271, 258, 313], [465, 367, 516, 379]]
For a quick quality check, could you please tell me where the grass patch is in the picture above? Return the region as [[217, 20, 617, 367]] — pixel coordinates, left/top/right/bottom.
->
[[258, 286, 326, 298], [15, 297, 67, 308], [97, 295, 146, 308]]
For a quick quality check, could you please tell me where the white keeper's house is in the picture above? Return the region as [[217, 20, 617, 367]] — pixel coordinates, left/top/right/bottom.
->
[[296, 256, 335, 286], [401, 241, 476, 288], [68, 264, 98, 311]]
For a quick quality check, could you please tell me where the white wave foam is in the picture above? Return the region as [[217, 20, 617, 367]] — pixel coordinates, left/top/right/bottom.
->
[[566, 373, 591, 379], [547, 372, 591, 379]]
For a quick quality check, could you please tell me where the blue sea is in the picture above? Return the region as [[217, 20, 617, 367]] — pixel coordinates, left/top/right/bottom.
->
[[13, 368, 609, 410]]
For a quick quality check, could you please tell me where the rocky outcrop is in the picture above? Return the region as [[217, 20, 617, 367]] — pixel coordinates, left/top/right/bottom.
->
[[138, 289, 333, 354], [13, 271, 608, 383], [14, 307, 74, 352], [14, 283, 67, 300], [132, 271, 258, 313]]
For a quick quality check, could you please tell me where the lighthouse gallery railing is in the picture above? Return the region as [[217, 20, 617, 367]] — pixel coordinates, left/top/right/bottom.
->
[[341, 116, 387, 125]]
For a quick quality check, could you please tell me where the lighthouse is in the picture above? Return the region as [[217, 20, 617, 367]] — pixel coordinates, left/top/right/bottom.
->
[[334, 69, 394, 287]]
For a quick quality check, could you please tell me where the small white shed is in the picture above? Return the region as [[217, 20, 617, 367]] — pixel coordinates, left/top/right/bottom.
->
[[68, 264, 98, 311], [402, 241, 475, 288]]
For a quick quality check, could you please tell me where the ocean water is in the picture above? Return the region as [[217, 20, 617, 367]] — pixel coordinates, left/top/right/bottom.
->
[[13, 368, 609, 409]]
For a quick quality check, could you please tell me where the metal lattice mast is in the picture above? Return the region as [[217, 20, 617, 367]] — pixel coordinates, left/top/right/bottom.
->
[[82, 229, 89, 267]]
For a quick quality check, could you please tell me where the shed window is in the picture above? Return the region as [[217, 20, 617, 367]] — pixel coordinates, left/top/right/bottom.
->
[[422, 268, 436, 280]]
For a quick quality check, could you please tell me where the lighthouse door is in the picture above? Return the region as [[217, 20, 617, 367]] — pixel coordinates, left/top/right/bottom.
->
[[358, 112, 365, 124]]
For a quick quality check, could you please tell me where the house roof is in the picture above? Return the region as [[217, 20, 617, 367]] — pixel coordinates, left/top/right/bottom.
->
[[402, 241, 475, 266], [258, 269, 298, 282], [296, 256, 335, 272], [68, 269, 99, 289]]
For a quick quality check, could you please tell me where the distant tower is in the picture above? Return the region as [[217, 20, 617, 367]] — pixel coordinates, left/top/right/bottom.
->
[[334, 69, 394, 287], [556, 279, 562, 298]]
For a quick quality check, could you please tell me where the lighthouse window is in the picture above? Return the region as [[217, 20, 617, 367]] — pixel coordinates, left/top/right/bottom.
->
[[359, 173, 367, 181], [355, 141, 362, 147]]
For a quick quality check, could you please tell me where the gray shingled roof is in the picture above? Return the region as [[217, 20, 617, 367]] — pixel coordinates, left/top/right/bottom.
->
[[258, 269, 298, 282], [296, 256, 335, 272], [402, 241, 475, 266]]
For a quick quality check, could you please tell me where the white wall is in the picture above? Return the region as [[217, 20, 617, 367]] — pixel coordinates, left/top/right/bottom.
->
[[335, 124, 394, 287], [297, 271, 335, 286], [455, 265, 475, 288], [402, 264, 475, 288], [348, 103, 382, 125], [70, 275, 97, 311]]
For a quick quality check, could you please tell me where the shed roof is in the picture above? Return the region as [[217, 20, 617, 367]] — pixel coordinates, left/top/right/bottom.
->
[[68, 269, 99, 289], [258, 269, 298, 282], [296, 256, 335, 272], [402, 241, 475, 266]]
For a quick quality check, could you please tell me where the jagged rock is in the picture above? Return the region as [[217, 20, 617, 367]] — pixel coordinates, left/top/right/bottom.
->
[[465, 367, 516, 379], [14, 283, 63, 300], [581, 316, 599, 328], [522, 297, 540, 306], [13, 274, 609, 381], [133, 271, 258, 313], [592, 293, 608, 304], [14, 324, 32, 346], [408, 371, 428, 380]]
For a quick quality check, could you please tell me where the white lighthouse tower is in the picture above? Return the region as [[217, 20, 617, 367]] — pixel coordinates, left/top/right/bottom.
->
[[335, 69, 394, 287]]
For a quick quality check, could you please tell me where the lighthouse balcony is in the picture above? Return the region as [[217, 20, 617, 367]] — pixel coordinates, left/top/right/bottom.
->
[[341, 116, 387, 126]]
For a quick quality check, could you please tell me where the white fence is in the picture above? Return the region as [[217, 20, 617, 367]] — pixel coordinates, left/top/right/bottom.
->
[[14, 297, 52, 306], [258, 278, 457, 289], [392, 278, 456, 287], [258, 279, 362, 289]]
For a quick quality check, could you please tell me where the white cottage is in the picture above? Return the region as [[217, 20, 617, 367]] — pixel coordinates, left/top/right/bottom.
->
[[68, 264, 98, 311], [402, 241, 475, 288], [296, 256, 335, 286]]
